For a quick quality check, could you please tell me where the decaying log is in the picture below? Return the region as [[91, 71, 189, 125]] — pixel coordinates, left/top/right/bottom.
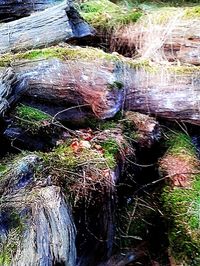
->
[[0, 155, 76, 266], [124, 66, 200, 125], [1, 47, 200, 124], [14, 57, 124, 119], [0, 0, 64, 21], [0, 1, 94, 54], [159, 133, 200, 265]]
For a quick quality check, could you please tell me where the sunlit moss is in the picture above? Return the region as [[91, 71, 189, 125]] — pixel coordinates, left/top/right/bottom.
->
[[0, 46, 156, 73], [79, 0, 143, 30], [14, 104, 52, 134]]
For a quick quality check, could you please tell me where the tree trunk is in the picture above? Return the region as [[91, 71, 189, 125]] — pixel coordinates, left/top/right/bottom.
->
[[0, 1, 94, 54]]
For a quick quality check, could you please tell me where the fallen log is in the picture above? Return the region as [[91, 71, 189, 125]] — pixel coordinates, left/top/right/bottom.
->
[[124, 65, 200, 125], [1, 46, 200, 125], [0, 1, 94, 54], [0, 0, 64, 21]]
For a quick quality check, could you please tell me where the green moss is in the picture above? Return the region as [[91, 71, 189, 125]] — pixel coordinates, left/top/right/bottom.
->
[[14, 104, 52, 134], [79, 0, 143, 30], [168, 65, 200, 75], [107, 81, 124, 91], [16, 104, 51, 122], [161, 133, 200, 264], [184, 6, 200, 18], [0, 164, 6, 173], [0, 46, 123, 67], [0, 45, 156, 74], [101, 138, 119, 168], [166, 132, 196, 156], [0, 210, 25, 265]]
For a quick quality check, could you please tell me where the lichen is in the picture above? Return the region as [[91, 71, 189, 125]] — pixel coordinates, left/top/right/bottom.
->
[[161, 132, 200, 265]]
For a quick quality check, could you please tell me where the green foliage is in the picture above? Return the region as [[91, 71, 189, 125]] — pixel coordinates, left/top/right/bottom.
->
[[79, 0, 143, 30]]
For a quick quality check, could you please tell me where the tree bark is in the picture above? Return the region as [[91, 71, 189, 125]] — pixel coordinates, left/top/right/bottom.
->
[[0, 154, 76, 266], [0, 67, 19, 116], [0, 1, 94, 54], [0, 0, 64, 21], [124, 67, 200, 125]]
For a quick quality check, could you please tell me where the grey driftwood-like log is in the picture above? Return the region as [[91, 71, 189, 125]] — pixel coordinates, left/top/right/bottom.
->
[[0, 0, 63, 21], [0, 154, 76, 266], [0, 1, 94, 54], [1, 47, 200, 124]]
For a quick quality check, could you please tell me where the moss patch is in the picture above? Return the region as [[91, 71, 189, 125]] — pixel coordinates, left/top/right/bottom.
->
[[161, 132, 200, 265], [79, 0, 143, 30], [13, 104, 52, 134], [0, 210, 25, 265], [184, 6, 200, 18]]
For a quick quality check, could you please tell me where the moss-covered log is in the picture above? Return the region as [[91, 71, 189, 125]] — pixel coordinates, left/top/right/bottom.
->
[[0, 1, 94, 54], [0, 125, 133, 265], [160, 133, 200, 265]]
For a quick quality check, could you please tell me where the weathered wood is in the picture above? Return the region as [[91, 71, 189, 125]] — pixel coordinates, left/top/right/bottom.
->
[[124, 66, 200, 125], [0, 67, 19, 116], [14, 57, 123, 119], [0, 0, 63, 21], [0, 155, 76, 266], [0, 1, 94, 54], [1, 47, 200, 124]]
